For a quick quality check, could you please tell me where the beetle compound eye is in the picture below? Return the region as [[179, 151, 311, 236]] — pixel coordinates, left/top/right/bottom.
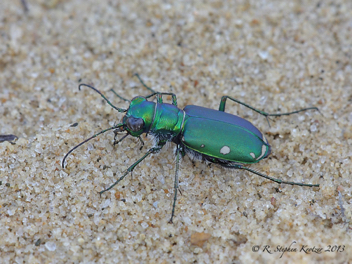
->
[[126, 117, 144, 132]]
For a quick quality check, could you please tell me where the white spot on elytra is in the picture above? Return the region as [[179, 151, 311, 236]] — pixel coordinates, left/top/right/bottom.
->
[[263, 135, 268, 144], [200, 144, 205, 148], [220, 146, 230, 155], [256, 144, 267, 160], [250, 152, 256, 159]]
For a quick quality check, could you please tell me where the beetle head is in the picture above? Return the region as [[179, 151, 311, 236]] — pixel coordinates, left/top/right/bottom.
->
[[122, 96, 155, 137]]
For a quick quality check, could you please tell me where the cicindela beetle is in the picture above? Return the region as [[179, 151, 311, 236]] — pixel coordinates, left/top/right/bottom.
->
[[62, 74, 320, 223]]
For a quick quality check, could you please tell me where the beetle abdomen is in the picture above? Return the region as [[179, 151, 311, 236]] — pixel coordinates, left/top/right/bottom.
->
[[182, 105, 270, 164]]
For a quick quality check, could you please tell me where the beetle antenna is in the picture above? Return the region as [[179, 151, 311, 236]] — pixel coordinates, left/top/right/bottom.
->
[[133, 73, 156, 93], [79, 84, 127, 112], [62, 123, 124, 168], [110, 88, 131, 102]]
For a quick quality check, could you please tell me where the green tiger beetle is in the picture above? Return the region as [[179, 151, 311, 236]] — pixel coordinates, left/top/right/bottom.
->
[[62, 74, 320, 223]]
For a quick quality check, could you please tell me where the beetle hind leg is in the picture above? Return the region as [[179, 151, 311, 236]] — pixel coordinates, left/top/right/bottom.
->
[[219, 95, 319, 127], [224, 164, 319, 188]]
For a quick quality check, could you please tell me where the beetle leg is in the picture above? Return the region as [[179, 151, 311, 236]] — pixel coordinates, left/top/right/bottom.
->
[[225, 164, 319, 188], [145, 92, 178, 106], [169, 144, 181, 223], [219, 95, 319, 126], [134, 74, 178, 106], [138, 136, 145, 150], [113, 133, 128, 147], [179, 145, 186, 157], [99, 146, 162, 195]]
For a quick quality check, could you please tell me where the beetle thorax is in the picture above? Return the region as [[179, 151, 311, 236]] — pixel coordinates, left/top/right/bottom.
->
[[149, 103, 185, 143]]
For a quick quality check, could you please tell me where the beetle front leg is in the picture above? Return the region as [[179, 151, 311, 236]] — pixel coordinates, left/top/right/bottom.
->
[[99, 146, 162, 195], [113, 132, 128, 147], [138, 136, 145, 150], [169, 144, 181, 223]]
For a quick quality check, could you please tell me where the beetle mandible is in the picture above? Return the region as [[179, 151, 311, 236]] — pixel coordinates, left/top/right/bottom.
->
[[62, 74, 319, 223]]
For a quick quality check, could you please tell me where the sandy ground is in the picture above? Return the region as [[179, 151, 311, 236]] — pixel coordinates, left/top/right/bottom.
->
[[1, 0, 352, 263]]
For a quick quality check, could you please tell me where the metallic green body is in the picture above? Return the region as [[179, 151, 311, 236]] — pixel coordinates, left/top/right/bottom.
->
[[126, 98, 270, 164], [181, 105, 270, 164]]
